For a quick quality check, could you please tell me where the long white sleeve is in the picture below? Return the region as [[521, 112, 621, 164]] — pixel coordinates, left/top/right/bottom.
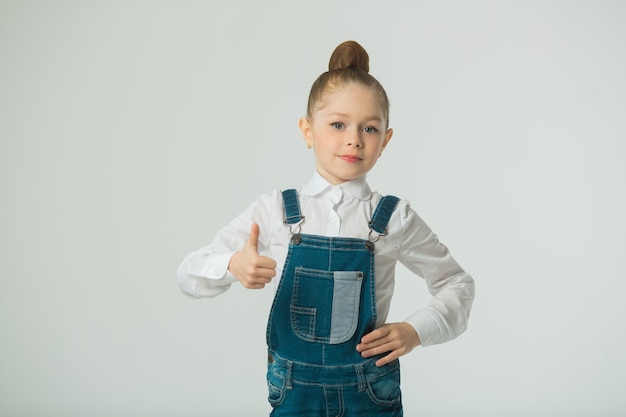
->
[[396, 203, 475, 346], [176, 250, 237, 298]]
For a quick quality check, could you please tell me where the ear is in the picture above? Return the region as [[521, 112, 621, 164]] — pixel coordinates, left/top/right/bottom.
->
[[380, 128, 393, 154], [299, 117, 313, 149]]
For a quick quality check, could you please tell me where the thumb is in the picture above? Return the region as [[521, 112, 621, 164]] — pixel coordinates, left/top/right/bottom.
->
[[247, 223, 260, 252]]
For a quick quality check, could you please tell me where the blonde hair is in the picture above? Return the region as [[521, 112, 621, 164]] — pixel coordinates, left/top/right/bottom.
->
[[306, 41, 390, 126]]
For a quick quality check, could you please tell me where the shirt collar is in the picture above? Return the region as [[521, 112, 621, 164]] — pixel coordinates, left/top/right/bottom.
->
[[301, 172, 372, 200]]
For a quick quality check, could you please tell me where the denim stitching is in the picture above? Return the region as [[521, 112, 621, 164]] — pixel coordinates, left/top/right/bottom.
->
[[266, 243, 294, 345]]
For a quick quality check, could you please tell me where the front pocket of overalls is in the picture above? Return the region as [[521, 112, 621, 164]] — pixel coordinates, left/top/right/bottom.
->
[[290, 267, 363, 344], [365, 360, 402, 407], [266, 360, 287, 407]]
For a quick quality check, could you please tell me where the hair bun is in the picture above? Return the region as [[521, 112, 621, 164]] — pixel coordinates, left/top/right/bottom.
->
[[328, 40, 370, 73]]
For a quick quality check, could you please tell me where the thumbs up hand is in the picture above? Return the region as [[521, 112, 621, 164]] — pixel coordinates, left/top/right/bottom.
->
[[228, 223, 277, 289]]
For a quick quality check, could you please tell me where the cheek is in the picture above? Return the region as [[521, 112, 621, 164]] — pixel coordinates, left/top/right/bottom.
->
[[313, 135, 335, 151], [367, 143, 385, 159]]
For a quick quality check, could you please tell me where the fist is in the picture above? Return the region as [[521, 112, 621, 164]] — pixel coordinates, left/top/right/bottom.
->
[[228, 223, 277, 289]]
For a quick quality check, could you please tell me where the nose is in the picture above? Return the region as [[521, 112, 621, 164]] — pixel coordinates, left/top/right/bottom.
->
[[347, 130, 363, 148]]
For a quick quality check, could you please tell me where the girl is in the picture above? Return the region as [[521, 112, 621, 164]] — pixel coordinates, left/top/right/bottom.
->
[[177, 40, 475, 416]]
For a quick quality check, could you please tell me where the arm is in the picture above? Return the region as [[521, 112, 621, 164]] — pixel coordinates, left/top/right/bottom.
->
[[397, 203, 475, 346], [176, 192, 279, 298], [358, 202, 475, 365]]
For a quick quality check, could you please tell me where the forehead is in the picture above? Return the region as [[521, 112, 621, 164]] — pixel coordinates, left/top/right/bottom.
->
[[314, 83, 385, 117]]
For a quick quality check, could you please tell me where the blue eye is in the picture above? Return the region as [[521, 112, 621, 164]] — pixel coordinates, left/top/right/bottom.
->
[[363, 126, 378, 134], [332, 122, 344, 130]]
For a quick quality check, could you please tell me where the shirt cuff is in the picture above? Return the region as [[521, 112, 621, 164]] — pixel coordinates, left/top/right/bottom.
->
[[404, 308, 444, 347], [201, 252, 235, 280]]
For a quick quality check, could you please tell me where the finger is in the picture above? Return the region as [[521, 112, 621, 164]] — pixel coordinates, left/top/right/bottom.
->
[[242, 272, 273, 287], [249, 256, 276, 280], [375, 351, 400, 367], [247, 223, 260, 252], [242, 282, 267, 290], [256, 255, 277, 270], [359, 326, 390, 346], [250, 268, 276, 280], [359, 340, 395, 358]]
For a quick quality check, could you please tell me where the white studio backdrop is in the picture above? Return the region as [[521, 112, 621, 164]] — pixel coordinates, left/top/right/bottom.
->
[[1, 1, 625, 416]]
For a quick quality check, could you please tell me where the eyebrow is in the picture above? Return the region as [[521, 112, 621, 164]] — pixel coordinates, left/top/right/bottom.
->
[[326, 112, 383, 122]]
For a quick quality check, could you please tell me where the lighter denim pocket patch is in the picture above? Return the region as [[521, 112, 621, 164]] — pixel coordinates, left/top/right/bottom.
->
[[329, 271, 363, 344]]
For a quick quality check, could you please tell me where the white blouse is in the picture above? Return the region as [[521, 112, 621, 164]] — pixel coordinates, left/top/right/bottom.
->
[[177, 173, 475, 347]]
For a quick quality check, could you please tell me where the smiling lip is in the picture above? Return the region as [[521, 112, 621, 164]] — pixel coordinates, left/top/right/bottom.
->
[[339, 154, 363, 163]]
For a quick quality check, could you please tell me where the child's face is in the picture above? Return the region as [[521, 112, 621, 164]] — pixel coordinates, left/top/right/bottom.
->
[[299, 83, 393, 185]]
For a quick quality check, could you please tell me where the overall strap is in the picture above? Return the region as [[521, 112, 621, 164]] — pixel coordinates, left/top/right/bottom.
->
[[369, 195, 400, 235], [281, 189, 304, 225]]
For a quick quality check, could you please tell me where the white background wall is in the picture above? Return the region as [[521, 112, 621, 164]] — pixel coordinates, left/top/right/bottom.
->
[[1, 1, 625, 416]]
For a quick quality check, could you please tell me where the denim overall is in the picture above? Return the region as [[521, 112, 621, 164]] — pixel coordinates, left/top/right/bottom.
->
[[266, 189, 403, 417]]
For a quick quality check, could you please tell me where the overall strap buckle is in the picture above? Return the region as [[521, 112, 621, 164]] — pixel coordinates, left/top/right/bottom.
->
[[281, 189, 305, 236], [367, 195, 400, 248]]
